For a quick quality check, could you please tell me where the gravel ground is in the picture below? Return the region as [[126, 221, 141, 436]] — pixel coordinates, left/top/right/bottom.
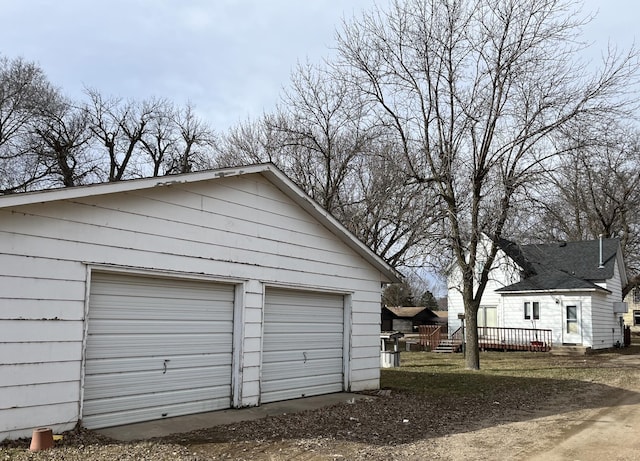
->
[[1, 353, 636, 460]]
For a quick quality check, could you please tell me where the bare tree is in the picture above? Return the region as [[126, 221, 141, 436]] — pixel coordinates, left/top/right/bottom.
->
[[335, 0, 639, 369], [166, 103, 216, 174], [532, 125, 640, 280], [216, 62, 440, 272], [269, 62, 378, 212], [30, 96, 100, 187], [344, 147, 441, 268], [85, 89, 161, 181], [215, 114, 294, 167], [0, 55, 58, 193]]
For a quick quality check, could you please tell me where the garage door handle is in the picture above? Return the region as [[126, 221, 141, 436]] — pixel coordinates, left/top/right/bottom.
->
[[303, 352, 307, 364], [163, 359, 170, 374]]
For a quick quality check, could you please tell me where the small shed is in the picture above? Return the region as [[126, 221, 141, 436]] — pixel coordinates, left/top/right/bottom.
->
[[0, 163, 400, 440], [381, 306, 441, 333]]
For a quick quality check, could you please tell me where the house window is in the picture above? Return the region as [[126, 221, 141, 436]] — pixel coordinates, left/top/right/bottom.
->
[[634, 289, 640, 304], [634, 310, 640, 326], [524, 301, 540, 320]]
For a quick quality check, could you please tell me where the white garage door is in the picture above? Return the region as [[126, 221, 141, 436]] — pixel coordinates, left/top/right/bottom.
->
[[83, 272, 235, 429], [262, 288, 344, 403]]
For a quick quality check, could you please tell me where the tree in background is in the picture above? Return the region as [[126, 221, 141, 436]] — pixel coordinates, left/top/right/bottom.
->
[[0, 56, 59, 192], [383, 275, 439, 309], [335, 0, 639, 369], [531, 124, 640, 283], [30, 94, 101, 188], [215, 62, 441, 269]]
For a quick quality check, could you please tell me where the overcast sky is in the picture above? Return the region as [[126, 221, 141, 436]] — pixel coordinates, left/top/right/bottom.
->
[[0, 1, 636, 131]]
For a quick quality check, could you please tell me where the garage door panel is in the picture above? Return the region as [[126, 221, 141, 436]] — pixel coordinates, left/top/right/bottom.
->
[[262, 349, 342, 364], [260, 359, 344, 380], [263, 333, 343, 352], [264, 307, 344, 322], [84, 366, 231, 399], [85, 333, 233, 359], [90, 275, 233, 298], [262, 373, 343, 392], [88, 319, 233, 335], [82, 396, 230, 429], [83, 384, 231, 415], [264, 322, 344, 335], [83, 272, 234, 429], [89, 297, 233, 321], [262, 288, 344, 403], [262, 381, 343, 403], [267, 292, 344, 309], [85, 353, 231, 375]]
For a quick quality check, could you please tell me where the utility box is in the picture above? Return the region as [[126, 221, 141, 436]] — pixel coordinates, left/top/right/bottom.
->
[[380, 331, 404, 368], [614, 302, 628, 313]]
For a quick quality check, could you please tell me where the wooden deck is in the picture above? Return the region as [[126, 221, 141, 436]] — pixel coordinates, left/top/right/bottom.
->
[[419, 325, 552, 352]]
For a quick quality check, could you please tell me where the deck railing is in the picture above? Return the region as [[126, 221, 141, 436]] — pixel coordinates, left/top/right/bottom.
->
[[418, 325, 444, 350], [419, 325, 552, 352], [477, 326, 552, 351]]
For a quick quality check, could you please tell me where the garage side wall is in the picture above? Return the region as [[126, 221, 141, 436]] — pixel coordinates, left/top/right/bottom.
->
[[0, 174, 385, 439]]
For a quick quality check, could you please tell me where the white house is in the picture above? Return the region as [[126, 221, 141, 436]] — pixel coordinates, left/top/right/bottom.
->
[[0, 163, 400, 440], [448, 236, 627, 350]]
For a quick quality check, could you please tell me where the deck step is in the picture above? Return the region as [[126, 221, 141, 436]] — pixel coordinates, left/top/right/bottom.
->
[[433, 339, 461, 353], [549, 345, 591, 355]]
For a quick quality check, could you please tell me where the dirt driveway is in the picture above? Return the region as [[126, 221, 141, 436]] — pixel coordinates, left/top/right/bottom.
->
[[177, 351, 640, 460], [4, 351, 640, 460], [523, 353, 640, 461]]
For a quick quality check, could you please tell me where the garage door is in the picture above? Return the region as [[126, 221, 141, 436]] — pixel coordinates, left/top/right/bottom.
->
[[83, 272, 235, 429], [262, 288, 344, 403]]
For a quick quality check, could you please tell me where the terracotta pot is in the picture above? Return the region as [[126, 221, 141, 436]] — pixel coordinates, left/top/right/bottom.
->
[[29, 427, 54, 451]]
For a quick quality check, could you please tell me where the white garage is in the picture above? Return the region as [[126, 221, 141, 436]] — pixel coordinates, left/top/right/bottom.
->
[[82, 272, 235, 429], [0, 163, 400, 440]]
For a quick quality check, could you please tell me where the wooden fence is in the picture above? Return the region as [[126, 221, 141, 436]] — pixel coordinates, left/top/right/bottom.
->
[[418, 325, 445, 350]]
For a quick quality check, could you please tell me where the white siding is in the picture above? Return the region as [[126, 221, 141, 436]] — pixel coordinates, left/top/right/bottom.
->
[[501, 293, 593, 347], [591, 262, 624, 349], [447, 239, 522, 335], [0, 174, 385, 439]]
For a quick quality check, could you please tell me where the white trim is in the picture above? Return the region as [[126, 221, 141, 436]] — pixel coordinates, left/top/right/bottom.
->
[[342, 294, 352, 391], [498, 287, 608, 295], [262, 280, 353, 296], [78, 265, 92, 423], [231, 283, 245, 408], [561, 299, 583, 345], [258, 282, 266, 405], [87, 263, 247, 285]]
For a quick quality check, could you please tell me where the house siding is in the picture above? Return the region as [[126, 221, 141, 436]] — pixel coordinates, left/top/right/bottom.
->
[[591, 262, 624, 348], [448, 243, 522, 335], [0, 174, 387, 440]]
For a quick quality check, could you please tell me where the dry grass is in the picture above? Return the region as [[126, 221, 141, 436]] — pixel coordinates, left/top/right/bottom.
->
[[382, 345, 640, 396]]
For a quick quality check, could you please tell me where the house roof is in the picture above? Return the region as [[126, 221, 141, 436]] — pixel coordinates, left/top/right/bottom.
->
[[385, 306, 432, 318], [0, 163, 402, 284], [431, 310, 449, 319], [495, 238, 623, 293]]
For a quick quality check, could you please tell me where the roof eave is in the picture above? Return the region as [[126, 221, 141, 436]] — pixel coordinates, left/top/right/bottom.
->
[[497, 287, 611, 295]]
